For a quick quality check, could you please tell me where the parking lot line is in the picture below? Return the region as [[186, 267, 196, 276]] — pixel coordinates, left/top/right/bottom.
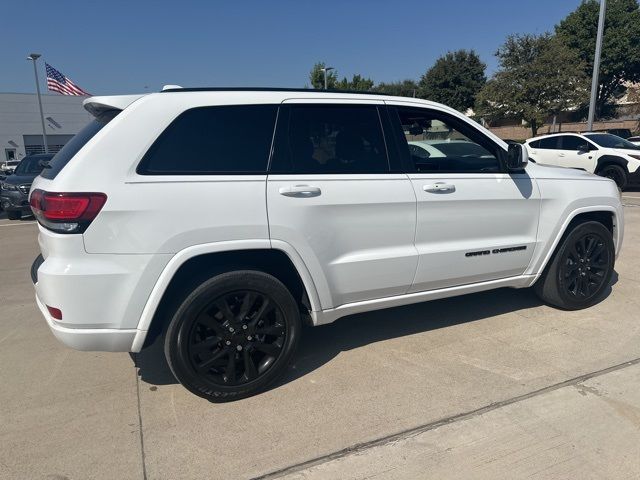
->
[[0, 221, 36, 227]]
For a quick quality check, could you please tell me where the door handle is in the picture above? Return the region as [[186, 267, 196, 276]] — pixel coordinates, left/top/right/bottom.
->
[[423, 183, 455, 193], [278, 185, 321, 197], [558, 153, 566, 157]]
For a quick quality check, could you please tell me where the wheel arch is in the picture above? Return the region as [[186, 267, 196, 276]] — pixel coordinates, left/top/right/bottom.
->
[[131, 241, 321, 351], [532, 206, 619, 281], [595, 155, 629, 174]]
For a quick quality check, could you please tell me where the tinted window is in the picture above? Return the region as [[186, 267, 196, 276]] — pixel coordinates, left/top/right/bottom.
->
[[558, 135, 585, 150], [14, 154, 53, 175], [270, 104, 388, 174], [394, 107, 501, 173], [584, 133, 640, 150], [539, 137, 559, 149], [138, 105, 278, 175], [529, 140, 541, 148], [40, 111, 118, 180]]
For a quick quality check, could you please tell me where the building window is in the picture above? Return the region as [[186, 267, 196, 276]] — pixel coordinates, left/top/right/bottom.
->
[[5, 148, 16, 161]]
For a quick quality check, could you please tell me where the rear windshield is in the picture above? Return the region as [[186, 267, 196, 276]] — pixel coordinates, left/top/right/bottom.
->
[[40, 110, 119, 180]]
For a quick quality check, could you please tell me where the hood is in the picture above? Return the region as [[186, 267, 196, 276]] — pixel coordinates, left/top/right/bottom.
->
[[612, 148, 640, 157], [527, 162, 600, 180], [2, 173, 38, 185]]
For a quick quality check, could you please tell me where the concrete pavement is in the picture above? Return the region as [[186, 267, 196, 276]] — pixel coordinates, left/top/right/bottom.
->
[[0, 203, 639, 479]]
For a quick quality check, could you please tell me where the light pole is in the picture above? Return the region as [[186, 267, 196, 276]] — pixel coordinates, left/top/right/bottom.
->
[[587, 0, 606, 131], [27, 53, 48, 153], [320, 66, 334, 90]]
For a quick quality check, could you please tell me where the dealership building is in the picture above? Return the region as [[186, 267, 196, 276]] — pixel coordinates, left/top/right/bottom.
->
[[0, 92, 92, 162]]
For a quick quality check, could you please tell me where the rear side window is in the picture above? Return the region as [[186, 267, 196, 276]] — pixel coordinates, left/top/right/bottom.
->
[[137, 105, 278, 175], [40, 110, 118, 180], [270, 104, 389, 174], [539, 137, 559, 149], [528, 140, 541, 148]]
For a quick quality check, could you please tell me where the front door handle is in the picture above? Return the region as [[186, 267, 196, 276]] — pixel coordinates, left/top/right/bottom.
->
[[423, 183, 455, 193], [558, 153, 566, 157], [278, 185, 322, 197]]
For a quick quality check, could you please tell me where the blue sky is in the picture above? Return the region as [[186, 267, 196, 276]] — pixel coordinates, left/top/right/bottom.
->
[[1, 0, 583, 95]]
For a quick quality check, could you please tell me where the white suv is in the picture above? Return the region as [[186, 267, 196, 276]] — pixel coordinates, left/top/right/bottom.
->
[[30, 88, 623, 401], [525, 132, 640, 190]]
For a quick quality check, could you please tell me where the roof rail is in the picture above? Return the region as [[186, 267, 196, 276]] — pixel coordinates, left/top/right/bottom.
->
[[159, 86, 395, 96]]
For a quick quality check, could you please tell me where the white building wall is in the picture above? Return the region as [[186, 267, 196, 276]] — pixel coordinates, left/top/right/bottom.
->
[[0, 93, 92, 161]]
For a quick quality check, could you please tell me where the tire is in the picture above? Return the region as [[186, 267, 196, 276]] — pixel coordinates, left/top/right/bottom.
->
[[7, 210, 21, 220], [597, 164, 627, 191], [164, 270, 301, 402], [535, 221, 614, 310]]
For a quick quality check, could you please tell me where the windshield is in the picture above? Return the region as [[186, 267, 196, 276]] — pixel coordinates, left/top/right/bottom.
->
[[584, 134, 640, 150], [14, 155, 52, 175]]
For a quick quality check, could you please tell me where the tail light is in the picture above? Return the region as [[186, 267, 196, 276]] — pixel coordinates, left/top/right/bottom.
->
[[30, 189, 107, 234]]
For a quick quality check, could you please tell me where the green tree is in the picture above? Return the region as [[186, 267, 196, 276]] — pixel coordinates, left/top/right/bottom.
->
[[476, 34, 589, 136], [335, 74, 375, 91], [556, 0, 640, 118], [418, 50, 486, 112], [373, 79, 419, 97], [309, 62, 338, 90]]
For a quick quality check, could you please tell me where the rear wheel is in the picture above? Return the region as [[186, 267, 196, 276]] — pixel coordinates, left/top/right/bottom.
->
[[164, 270, 301, 402], [597, 164, 627, 191], [7, 210, 21, 220], [535, 221, 614, 310]]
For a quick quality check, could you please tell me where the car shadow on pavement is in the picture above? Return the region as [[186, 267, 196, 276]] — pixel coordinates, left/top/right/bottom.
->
[[133, 275, 618, 393]]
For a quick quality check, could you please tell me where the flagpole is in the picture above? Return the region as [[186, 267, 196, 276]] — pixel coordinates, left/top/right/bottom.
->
[[27, 53, 48, 154]]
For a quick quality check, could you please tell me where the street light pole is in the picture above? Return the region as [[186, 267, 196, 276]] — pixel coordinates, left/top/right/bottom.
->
[[27, 53, 48, 153], [320, 66, 334, 90], [587, 0, 606, 132]]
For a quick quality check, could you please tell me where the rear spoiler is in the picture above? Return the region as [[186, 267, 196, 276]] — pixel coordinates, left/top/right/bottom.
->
[[83, 94, 145, 117]]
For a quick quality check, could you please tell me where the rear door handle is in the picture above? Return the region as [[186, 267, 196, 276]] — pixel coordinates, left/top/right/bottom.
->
[[423, 183, 455, 193], [278, 185, 322, 197], [558, 153, 566, 157]]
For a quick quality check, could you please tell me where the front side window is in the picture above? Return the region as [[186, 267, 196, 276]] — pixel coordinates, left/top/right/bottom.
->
[[270, 104, 389, 174], [393, 107, 501, 173], [558, 135, 586, 151], [539, 137, 560, 149], [138, 105, 278, 175]]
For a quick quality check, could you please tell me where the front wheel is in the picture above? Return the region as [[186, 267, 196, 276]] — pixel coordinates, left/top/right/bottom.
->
[[534, 221, 614, 310], [164, 270, 301, 402], [597, 164, 627, 191]]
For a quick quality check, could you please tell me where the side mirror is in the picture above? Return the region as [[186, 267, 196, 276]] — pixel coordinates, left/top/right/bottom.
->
[[506, 143, 529, 171], [578, 143, 591, 153]]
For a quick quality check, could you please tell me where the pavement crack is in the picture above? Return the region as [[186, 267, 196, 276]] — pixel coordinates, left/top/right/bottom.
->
[[134, 353, 149, 480], [251, 356, 640, 480]]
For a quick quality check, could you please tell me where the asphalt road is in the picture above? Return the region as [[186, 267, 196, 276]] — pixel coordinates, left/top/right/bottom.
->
[[1, 194, 639, 480]]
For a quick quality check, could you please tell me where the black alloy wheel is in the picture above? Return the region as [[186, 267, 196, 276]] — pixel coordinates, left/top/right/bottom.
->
[[164, 270, 301, 401], [560, 232, 610, 299], [535, 221, 614, 310], [184, 290, 286, 386], [598, 164, 627, 191]]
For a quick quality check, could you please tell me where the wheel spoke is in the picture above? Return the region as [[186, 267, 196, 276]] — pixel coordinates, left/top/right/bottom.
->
[[195, 347, 229, 372], [254, 325, 285, 336], [253, 342, 280, 357], [198, 313, 225, 336], [249, 298, 273, 327], [243, 350, 258, 380], [191, 336, 221, 355], [215, 298, 235, 323], [224, 352, 237, 383], [237, 292, 258, 322]]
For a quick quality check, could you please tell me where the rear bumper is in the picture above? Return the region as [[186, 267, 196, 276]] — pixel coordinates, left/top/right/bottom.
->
[[35, 292, 137, 351], [32, 227, 171, 352]]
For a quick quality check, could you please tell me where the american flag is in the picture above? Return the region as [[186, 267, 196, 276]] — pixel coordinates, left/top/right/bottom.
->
[[45, 63, 90, 96]]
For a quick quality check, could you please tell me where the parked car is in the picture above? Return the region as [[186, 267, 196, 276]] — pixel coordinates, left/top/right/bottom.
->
[[30, 88, 622, 401], [628, 136, 640, 146], [592, 128, 632, 139], [1, 159, 20, 176], [525, 132, 640, 190], [1, 154, 53, 220]]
